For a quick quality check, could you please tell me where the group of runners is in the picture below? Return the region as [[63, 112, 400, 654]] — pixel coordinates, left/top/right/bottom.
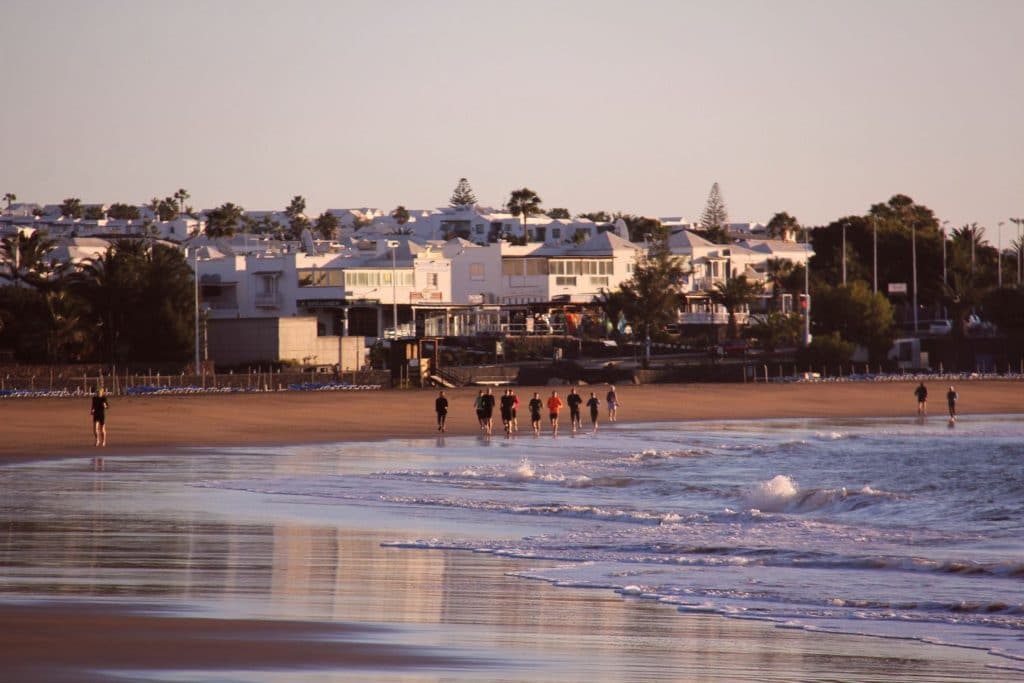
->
[[434, 385, 620, 436]]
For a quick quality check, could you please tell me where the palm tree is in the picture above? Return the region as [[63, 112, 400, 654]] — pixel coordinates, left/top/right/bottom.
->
[[0, 231, 58, 289], [765, 212, 800, 241], [765, 258, 795, 311], [205, 202, 244, 238], [708, 275, 764, 340], [951, 223, 986, 275], [391, 205, 410, 225], [941, 269, 982, 341], [507, 188, 543, 241], [174, 188, 190, 215], [60, 197, 84, 219]]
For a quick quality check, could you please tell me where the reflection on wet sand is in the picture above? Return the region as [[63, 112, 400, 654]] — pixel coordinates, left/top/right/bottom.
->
[[0, 454, 1010, 682]]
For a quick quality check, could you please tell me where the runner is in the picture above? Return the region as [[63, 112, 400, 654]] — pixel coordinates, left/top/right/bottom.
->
[[566, 387, 583, 433], [528, 392, 544, 436], [500, 389, 516, 437], [606, 385, 619, 422], [586, 391, 601, 432], [435, 390, 448, 433], [547, 391, 564, 436]]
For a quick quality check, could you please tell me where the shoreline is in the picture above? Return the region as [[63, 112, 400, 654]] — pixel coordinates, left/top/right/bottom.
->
[[2, 386, 1019, 681], [0, 379, 1020, 461]]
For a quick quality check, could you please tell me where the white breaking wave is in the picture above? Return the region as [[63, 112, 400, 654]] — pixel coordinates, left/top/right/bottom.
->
[[744, 475, 897, 514]]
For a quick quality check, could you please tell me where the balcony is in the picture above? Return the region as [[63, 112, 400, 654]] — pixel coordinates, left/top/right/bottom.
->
[[254, 293, 282, 308]]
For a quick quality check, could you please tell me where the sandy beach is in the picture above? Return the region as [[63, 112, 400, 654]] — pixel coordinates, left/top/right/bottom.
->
[[2, 380, 1021, 682], [2, 379, 1021, 459]]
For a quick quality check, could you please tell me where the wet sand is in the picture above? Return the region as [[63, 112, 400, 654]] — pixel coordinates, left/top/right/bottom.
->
[[1, 380, 1021, 681], [1, 379, 1020, 459]]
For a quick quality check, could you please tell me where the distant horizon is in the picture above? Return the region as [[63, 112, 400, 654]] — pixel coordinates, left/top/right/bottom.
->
[[2, 1, 1021, 246]]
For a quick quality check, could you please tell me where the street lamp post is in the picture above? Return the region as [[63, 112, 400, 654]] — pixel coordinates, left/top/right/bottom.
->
[[872, 215, 878, 294], [193, 249, 201, 375], [911, 220, 918, 335], [841, 221, 847, 286], [802, 226, 811, 347], [998, 221, 1004, 287], [941, 220, 949, 288], [1011, 218, 1023, 285], [387, 239, 400, 338]]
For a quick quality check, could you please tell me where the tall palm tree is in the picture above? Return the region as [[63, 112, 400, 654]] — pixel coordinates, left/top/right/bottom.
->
[[765, 257, 794, 311], [174, 188, 190, 215], [708, 275, 764, 340], [941, 269, 981, 341], [507, 188, 543, 241], [951, 223, 986, 274]]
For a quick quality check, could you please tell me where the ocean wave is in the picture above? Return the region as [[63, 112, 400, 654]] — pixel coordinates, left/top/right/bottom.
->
[[379, 495, 683, 525], [375, 459, 639, 490], [743, 475, 897, 514]]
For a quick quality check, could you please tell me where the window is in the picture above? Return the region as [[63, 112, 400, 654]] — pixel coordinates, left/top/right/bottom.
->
[[427, 273, 439, 287], [344, 270, 413, 287], [475, 224, 485, 234], [526, 259, 547, 275], [503, 260, 524, 276], [590, 276, 609, 287], [469, 263, 485, 280], [555, 276, 576, 286], [552, 228, 561, 239], [298, 269, 342, 287]]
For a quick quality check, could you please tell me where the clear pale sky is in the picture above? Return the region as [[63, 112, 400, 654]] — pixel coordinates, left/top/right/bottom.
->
[[2, 1, 1021, 245]]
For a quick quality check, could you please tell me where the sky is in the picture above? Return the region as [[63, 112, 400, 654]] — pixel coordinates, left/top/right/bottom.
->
[[2, 0, 1022, 246]]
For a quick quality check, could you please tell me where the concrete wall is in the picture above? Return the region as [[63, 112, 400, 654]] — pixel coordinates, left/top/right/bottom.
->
[[208, 317, 366, 368]]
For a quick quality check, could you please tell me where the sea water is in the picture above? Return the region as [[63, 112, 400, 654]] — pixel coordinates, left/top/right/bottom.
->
[[3, 415, 1022, 673], [199, 415, 1024, 670]]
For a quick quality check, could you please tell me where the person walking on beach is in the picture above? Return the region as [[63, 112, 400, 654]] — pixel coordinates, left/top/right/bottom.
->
[[914, 382, 928, 416], [435, 390, 449, 432], [528, 392, 543, 436], [566, 387, 583, 433], [474, 390, 486, 431], [947, 385, 958, 421], [547, 391, 564, 436], [500, 389, 516, 437], [586, 391, 601, 432], [90, 387, 110, 447], [606, 385, 619, 422], [481, 388, 496, 435]]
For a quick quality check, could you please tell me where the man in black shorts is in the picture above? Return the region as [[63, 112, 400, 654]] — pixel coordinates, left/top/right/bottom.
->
[[90, 387, 110, 447], [528, 392, 543, 436], [480, 387, 496, 435], [586, 391, 601, 432], [435, 390, 449, 432], [500, 389, 516, 437], [566, 387, 583, 433]]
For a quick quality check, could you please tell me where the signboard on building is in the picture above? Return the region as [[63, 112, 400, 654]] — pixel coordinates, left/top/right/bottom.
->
[[887, 283, 908, 294]]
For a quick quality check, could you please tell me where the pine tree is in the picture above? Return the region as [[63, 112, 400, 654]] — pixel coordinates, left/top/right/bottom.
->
[[449, 178, 477, 207], [699, 182, 729, 243]]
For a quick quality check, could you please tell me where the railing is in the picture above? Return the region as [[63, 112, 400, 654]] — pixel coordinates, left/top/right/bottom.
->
[[254, 294, 282, 308], [680, 311, 749, 325]]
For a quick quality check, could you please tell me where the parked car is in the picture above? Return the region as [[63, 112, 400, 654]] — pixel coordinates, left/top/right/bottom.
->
[[709, 340, 750, 358], [928, 320, 953, 335], [966, 315, 996, 336]]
